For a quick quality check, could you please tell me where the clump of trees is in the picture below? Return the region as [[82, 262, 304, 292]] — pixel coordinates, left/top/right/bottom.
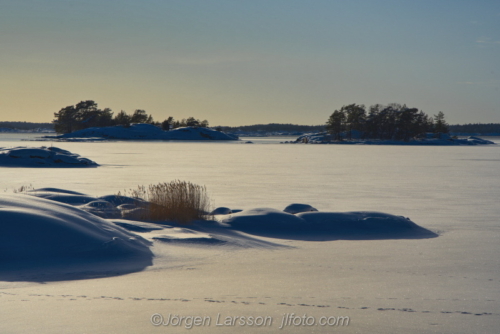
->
[[162, 117, 209, 130], [53, 100, 209, 134], [326, 103, 449, 141]]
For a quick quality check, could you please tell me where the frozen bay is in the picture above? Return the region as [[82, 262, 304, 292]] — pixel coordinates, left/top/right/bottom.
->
[[1, 134, 500, 333], [2, 135, 499, 231]]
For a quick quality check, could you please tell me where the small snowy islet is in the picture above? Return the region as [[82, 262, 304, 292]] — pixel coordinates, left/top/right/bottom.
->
[[0, 146, 98, 167], [292, 132, 496, 145], [45, 124, 238, 141]]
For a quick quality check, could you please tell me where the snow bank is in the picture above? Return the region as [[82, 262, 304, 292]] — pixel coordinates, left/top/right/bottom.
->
[[292, 132, 495, 145], [0, 193, 153, 280], [46, 124, 238, 141], [0, 146, 98, 167]]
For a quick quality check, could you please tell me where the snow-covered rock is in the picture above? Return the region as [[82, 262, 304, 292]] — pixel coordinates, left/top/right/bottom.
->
[[27, 190, 98, 206], [0, 193, 152, 263], [467, 136, 495, 145], [0, 146, 98, 167], [220, 208, 310, 231], [26, 189, 151, 220], [47, 124, 238, 141], [294, 132, 496, 145], [283, 203, 318, 214], [219, 208, 436, 240], [77, 200, 122, 219], [210, 207, 233, 215], [98, 194, 149, 208]]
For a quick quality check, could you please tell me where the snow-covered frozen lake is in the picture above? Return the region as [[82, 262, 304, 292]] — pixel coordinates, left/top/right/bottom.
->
[[1, 134, 499, 231], [1, 133, 500, 333]]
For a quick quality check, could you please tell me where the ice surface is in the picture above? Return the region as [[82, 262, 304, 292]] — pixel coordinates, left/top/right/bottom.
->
[[1, 135, 500, 334]]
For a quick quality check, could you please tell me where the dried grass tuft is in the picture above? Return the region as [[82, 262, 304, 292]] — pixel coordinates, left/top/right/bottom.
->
[[119, 180, 212, 223]]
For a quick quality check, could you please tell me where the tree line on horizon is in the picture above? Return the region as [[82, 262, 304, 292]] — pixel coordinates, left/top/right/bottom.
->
[[0, 121, 54, 130], [448, 123, 500, 134], [2, 101, 500, 135], [325, 103, 449, 141], [217, 123, 325, 133], [52, 100, 209, 134]]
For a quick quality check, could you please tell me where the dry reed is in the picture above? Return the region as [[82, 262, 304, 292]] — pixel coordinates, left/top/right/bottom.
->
[[13, 184, 34, 193], [119, 180, 211, 223]]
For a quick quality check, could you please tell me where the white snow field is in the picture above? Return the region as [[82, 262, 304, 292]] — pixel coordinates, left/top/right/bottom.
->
[[44, 124, 238, 141], [0, 146, 98, 167], [1, 135, 500, 334]]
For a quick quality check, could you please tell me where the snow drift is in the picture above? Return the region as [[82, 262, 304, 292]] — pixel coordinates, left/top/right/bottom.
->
[[0, 193, 153, 281]]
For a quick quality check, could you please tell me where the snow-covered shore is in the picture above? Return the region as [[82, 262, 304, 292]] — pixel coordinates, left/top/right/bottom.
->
[[43, 124, 238, 141]]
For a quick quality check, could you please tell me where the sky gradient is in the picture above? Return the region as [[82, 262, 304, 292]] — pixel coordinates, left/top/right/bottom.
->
[[1, 0, 499, 126]]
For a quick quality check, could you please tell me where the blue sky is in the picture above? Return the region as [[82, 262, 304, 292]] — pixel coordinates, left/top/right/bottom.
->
[[1, 0, 499, 125]]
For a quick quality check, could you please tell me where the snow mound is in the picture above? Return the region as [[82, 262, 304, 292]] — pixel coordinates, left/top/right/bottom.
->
[[283, 203, 318, 214], [27, 190, 98, 206], [0, 193, 153, 280], [98, 194, 149, 207], [49, 124, 238, 141], [0, 146, 98, 167], [26, 189, 149, 219], [298, 211, 417, 232], [77, 200, 122, 219], [219, 208, 436, 240], [221, 208, 310, 231]]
